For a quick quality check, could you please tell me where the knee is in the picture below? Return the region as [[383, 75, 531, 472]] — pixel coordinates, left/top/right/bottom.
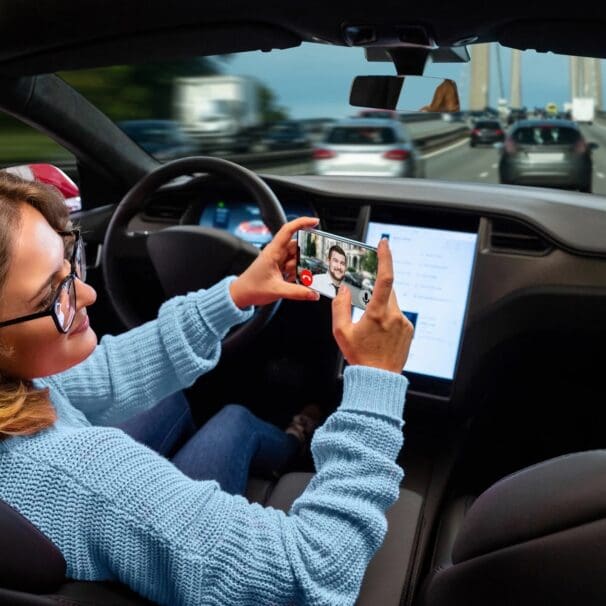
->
[[215, 404, 254, 429]]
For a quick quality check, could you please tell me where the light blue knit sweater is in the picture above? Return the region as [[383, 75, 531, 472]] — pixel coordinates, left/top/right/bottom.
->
[[0, 277, 408, 606]]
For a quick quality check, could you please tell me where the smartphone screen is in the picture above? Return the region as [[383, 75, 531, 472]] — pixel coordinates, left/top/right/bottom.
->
[[297, 228, 378, 310]]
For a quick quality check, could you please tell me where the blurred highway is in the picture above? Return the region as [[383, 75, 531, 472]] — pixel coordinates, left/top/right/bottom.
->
[[33, 119, 606, 197], [261, 121, 606, 196], [423, 123, 606, 195]]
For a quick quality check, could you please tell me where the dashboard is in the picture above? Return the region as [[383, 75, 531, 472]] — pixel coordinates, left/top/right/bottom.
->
[[198, 198, 478, 395], [134, 174, 606, 408], [198, 199, 315, 247]]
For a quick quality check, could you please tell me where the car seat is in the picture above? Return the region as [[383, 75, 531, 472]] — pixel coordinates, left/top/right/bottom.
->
[[0, 473, 419, 605], [418, 450, 606, 606]]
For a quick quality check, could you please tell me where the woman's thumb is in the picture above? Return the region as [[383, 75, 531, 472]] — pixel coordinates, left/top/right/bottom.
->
[[279, 282, 321, 302]]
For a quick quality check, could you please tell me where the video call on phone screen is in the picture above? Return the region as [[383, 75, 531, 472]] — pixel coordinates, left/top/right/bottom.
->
[[297, 230, 377, 310]]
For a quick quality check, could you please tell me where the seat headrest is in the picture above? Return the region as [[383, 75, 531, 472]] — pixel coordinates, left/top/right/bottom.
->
[[453, 450, 606, 563]]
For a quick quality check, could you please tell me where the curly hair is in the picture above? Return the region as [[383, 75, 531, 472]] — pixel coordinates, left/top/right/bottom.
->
[[0, 171, 71, 436]]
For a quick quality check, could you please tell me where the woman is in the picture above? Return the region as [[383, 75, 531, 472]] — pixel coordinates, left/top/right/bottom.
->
[[0, 172, 413, 605], [0, 173, 320, 497]]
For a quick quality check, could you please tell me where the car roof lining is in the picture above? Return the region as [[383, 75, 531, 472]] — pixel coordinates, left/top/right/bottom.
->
[[0, 2, 605, 74], [0, 22, 301, 76]]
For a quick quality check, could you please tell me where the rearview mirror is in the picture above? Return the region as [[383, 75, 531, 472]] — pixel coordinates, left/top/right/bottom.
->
[[350, 76, 460, 113]]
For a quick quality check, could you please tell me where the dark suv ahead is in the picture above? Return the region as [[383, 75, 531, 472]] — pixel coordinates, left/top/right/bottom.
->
[[498, 119, 597, 192], [470, 119, 505, 146]]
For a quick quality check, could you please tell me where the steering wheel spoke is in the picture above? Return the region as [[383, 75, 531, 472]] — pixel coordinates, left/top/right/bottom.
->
[[102, 156, 287, 351], [147, 226, 259, 298]]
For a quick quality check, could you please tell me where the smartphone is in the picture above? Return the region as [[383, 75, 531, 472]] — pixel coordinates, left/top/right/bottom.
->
[[296, 228, 378, 310]]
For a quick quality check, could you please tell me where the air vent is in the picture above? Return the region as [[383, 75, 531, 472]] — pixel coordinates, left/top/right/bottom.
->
[[489, 218, 552, 255], [315, 202, 361, 236], [143, 194, 189, 222]]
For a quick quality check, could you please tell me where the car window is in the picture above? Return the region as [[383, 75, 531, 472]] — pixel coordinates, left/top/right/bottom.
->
[[475, 121, 500, 129], [512, 126, 581, 145], [0, 114, 80, 211], [326, 126, 397, 145], [0, 113, 75, 168]]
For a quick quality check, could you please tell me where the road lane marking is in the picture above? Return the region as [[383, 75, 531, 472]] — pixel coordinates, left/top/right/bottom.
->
[[420, 137, 469, 159], [597, 172, 605, 179], [479, 171, 489, 178], [491, 163, 498, 168]]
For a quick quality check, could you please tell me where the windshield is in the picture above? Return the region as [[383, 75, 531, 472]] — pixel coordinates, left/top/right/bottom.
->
[[119, 122, 174, 143], [0, 42, 602, 196]]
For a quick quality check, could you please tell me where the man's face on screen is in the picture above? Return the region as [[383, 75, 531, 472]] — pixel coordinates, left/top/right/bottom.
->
[[328, 251, 346, 283]]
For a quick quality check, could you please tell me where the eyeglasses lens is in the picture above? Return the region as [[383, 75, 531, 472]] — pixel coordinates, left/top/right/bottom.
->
[[74, 237, 86, 282], [55, 280, 76, 332]]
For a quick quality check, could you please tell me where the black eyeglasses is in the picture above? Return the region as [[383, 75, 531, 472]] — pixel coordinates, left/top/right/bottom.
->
[[0, 229, 86, 334]]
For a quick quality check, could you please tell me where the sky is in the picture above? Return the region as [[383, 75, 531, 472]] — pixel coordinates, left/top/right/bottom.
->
[[220, 43, 605, 120]]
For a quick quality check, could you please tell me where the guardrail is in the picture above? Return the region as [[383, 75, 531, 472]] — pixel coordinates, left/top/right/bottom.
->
[[1, 122, 469, 177], [218, 124, 469, 170], [401, 113, 444, 123], [412, 124, 469, 151]]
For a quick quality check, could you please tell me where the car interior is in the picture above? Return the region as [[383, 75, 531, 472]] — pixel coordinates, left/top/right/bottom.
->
[[0, 2, 605, 605]]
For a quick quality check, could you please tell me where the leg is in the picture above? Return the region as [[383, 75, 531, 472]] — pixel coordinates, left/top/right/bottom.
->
[[171, 404, 300, 495], [116, 391, 197, 458]]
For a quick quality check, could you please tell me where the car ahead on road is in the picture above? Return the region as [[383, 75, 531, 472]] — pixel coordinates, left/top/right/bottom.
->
[[1, 4, 606, 606], [470, 119, 505, 146], [507, 107, 528, 125], [260, 120, 310, 151], [498, 119, 597, 192], [116, 120, 196, 161], [312, 118, 421, 177]]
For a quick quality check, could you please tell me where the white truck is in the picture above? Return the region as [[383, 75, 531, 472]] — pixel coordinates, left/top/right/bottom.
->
[[173, 75, 262, 153], [571, 97, 595, 124]]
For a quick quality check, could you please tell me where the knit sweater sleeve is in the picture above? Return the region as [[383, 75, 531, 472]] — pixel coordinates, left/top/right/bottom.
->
[[9, 366, 407, 606], [43, 277, 252, 425]]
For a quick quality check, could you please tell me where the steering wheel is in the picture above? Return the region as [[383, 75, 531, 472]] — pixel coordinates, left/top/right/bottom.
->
[[102, 156, 287, 352]]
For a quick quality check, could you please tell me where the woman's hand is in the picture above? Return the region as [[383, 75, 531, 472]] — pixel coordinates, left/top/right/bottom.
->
[[331, 238, 414, 374], [229, 216, 321, 309]]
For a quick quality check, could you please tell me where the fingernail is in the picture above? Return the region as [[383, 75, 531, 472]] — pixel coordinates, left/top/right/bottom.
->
[[311, 291, 320, 301]]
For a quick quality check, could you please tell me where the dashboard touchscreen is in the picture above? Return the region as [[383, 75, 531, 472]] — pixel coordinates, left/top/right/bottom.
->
[[353, 221, 478, 386]]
